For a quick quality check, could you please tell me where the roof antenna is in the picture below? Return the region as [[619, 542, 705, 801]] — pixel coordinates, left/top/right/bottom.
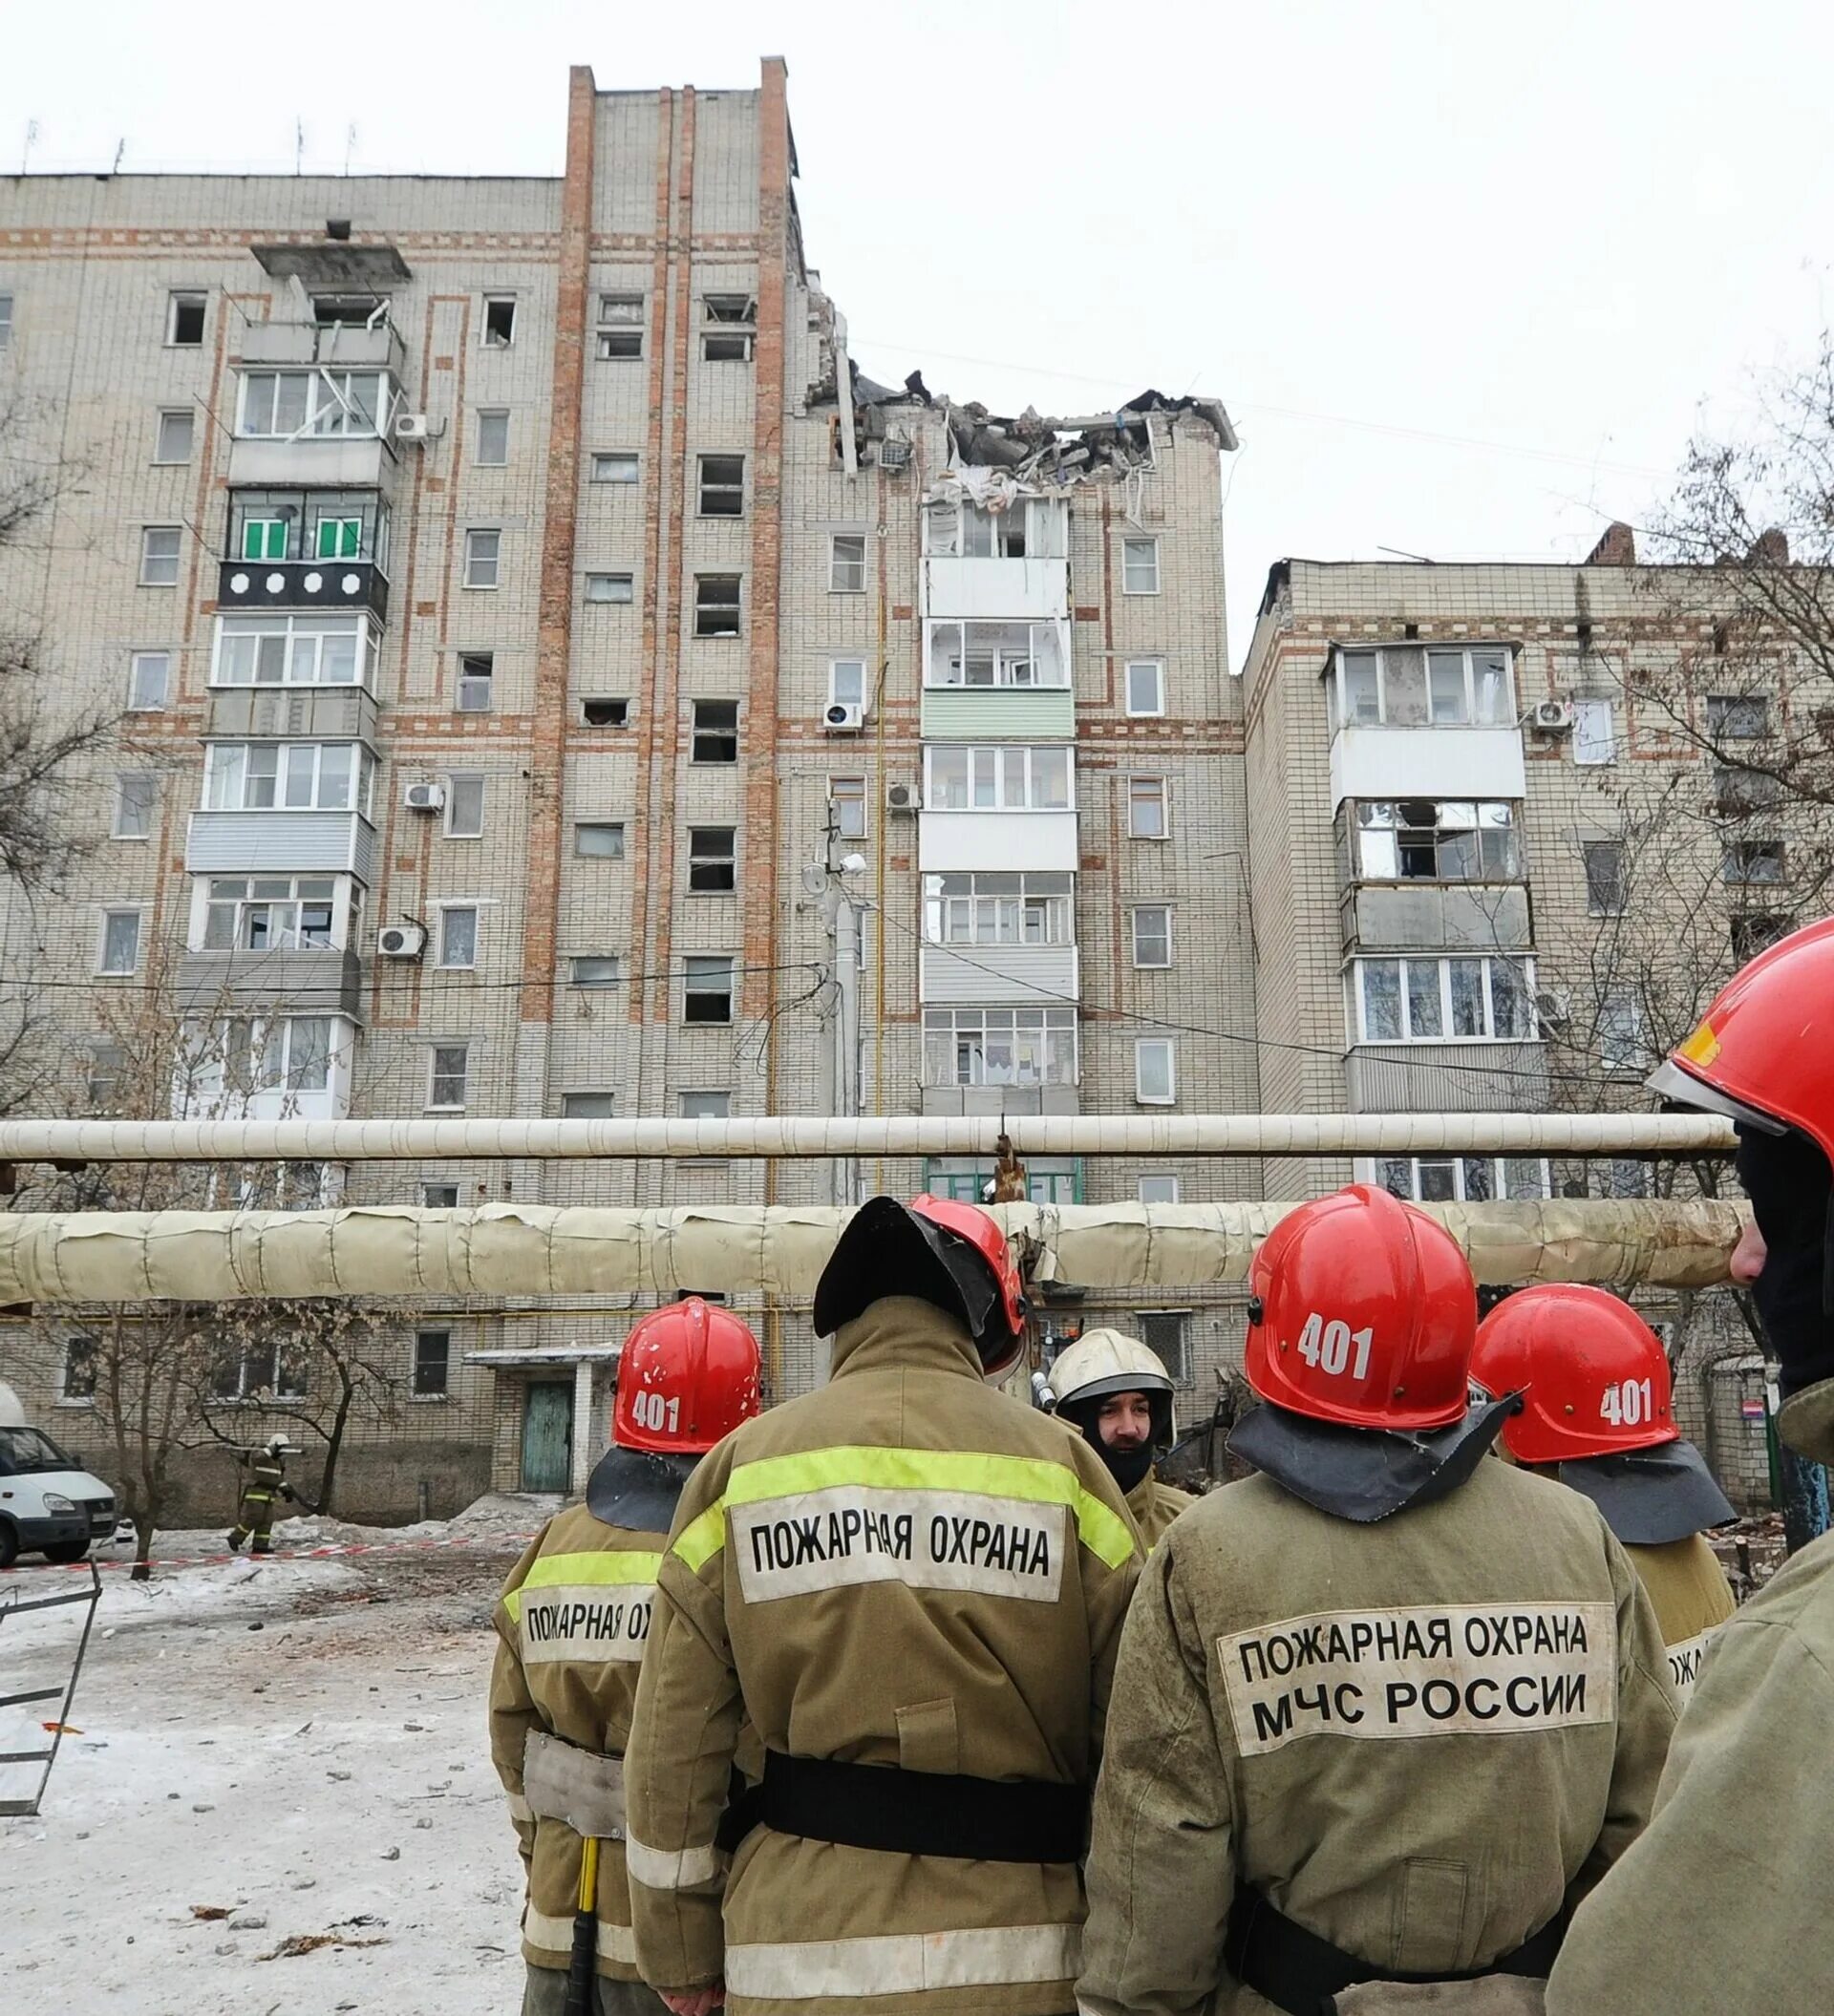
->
[[111, 138, 125, 174]]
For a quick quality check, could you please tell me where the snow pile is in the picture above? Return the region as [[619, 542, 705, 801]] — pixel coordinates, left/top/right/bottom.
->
[[446, 1491, 559, 1537]]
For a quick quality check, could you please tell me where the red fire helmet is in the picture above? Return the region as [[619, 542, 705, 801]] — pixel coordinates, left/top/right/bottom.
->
[[1245, 1185, 1478, 1432], [612, 1297, 762, 1456], [1470, 1284, 1677, 1464]]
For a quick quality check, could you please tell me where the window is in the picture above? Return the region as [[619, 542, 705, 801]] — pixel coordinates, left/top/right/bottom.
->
[[482, 295, 517, 347], [413, 1329, 451, 1398], [61, 1335, 98, 1403], [830, 534, 866, 593], [586, 572, 634, 605], [457, 652, 494, 712], [0, 292, 11, 352], [1131, 905, 1172, 967], [203, 742, 374, 815], [186, 1016, 336, 1103], [694, 574, 742, 637], [1708, 693, 1770, 740], [208, 1338, 309, 1404], [1137, 1311, 1189, 1383], [315, 517, 362, 560], [924, 872, 1074, 946], [693, 700, 739, 763], [313, 295, 391, 328], [437, 906, 479, 969], [237, 371, 388, 438], [698, 455, 745, 518], [1329, 645, 1513, 731], [167, 290, 206, 346], [422, 1183, 459, 1210], [928, 1162, 1080, 1206], [1125, 660, 1164, 716], [1725, 839, 1784, 884], [463, 529, 501, 590], [98, 909, 142, 976], [569, 955, 622, 987], [1139, 1176, 1180, 1205], [562, 1093, 616, 1118], [213, 613, 372, 688], [927, 499, 1052, 561], [428, 1045, 470, 1110], [445, 775, 485, 838], [155, 409, 194, 463], [128, 650, 170, 711], [113, 774, 158, 840], [680, 1091, 731, 1119], [575, 822, 626, 859], [1135, 1038, 1176, 1104], [1353, 955, 1537, 1043], [1374, 1157, 1550, 1204], [690, 827, 736, 894], [198, 876, 338, 952], [1599, 991, 1646, 1072], [582, 698, 629, 729], [1712, 763, 1782, 814], [1573, 698, 1617, 766], [1602, 1159, 1652, 1200], [139, 526, 181, 585], [476, 409, 510, 465], [922, 1007, 1079, 1088], [829, 660, 866, 712], [1732, 913, 1788, 963], [923, 745, 1075, 812], [596, 294, 644, 359], [831, 775, 867, 840], [1347, 799, 1520, 881], [86, 1041, 126, 1110], [702, 294, 757, 362], [592, 452, 639, 483], [241, 518, 287, 562], [1128, 775, 1167, 838], [1584, 839, 1627, 915], [684, 956, 735, 1025], [1121, 537, 1160, 594], [925, 620, 1068, 690]]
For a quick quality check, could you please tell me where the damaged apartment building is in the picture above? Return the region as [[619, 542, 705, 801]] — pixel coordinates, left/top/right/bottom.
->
[[0, 59, 1254, 1517]]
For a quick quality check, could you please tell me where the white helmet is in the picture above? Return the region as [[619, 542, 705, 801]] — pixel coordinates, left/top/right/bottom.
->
[[265, 1434, 289, 1457], [1052, 1327, 1175, 1420]]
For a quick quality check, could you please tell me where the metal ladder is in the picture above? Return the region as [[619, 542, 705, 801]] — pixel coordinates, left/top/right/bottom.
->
[[0, 1565, 102, 1816]]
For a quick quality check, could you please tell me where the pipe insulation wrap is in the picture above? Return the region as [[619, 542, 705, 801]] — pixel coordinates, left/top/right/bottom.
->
[[0, 1199, 1749, 1305]]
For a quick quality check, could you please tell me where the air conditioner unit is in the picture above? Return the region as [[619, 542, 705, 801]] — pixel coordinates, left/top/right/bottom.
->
[[885, 780, 921, 814], [822, 702, 864, 733], [1532, 699, 1574, 732], [377, 923, 426, 960], [393, 411, 443, 442], [879, 435, 911, 472], [403, 780, 446, 813]]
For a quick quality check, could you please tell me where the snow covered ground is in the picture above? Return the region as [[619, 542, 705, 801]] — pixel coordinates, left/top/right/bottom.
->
[[2, 1510, 548, 2016]]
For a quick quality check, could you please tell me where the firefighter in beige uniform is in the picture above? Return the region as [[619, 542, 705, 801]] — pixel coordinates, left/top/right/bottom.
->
[[1549, 918, 1834, 2013], [1050, 1328, 1194, 1549], [1469, 1285, 1735, 1703], [1077, 1185, 1677, 2016], [490, 1300, 761, 2016], [624, 1195, 1142, 2016]]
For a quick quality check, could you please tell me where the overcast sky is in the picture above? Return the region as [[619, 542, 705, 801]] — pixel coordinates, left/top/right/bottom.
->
[[8, 0, 1833, 654]]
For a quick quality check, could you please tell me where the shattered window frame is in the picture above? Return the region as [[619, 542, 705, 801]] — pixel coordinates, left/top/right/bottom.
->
[[596, 293, 645, 360], [694, 574, 743, 638], [702, 293, 757, 362]]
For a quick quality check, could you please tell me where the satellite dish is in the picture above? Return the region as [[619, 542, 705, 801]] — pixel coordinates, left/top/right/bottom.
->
[[800, 863, 827, 896]]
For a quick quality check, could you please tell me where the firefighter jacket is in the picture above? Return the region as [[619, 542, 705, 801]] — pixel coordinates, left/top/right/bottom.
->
[[490, 1502, 664, 1979], [1077, 1454, 1677, 2016], [624, 1294, 1143, 2016], [1621, 1537, 1735, 1703], [240, 1452, 287, 1511], [1126, 1471, 1193, 1551], [1546, 1377, 1834, 2015]]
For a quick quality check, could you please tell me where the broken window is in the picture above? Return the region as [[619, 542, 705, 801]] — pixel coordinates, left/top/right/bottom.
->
[[697, 454, 745, 518], [1351, 800, 1519, 881], [1584, 839, 1626, 915], [414, 1329, 451, 1397], [167, 290, 206, 346], [582, 698, 629, 728], [597, 294, 644, 359], [482, 296, 517, 348], [693, 699, 739, 763], [702, 294, 757, 362], [689, 826, 736, 894], [684, 955, 735, 1025], [1725, 838, 1785, 883], [1707, 693, 1770, 740], [457, 652, 494, 712], [586, 572, 634, 604], [694, 574, 742, 638]]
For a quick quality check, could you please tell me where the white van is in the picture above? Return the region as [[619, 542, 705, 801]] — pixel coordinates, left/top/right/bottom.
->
[[0, 1382, 119, 1568]]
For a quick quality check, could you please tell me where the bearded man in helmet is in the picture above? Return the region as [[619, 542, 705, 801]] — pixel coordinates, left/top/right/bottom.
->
[[490, 1298, 762, 2016], [1077, 1184, 1676, 2016], [1549, 916, 1834, 2015], [1050, 1327, 1193, 1547], [625, 1195, 1141, 2016], [1470, 1286, 1736, 1704]]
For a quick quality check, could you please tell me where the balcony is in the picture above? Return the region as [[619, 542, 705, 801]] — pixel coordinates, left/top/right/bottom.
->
[[218, 557, 387, 620], [185, 810, 377, 881], [920, 944, 1080, 1006], [1340, 882, 1533, 954], [175, 947, 364, 1021], [204, 685, 378, 744], [919, 811, 1080, 873], [1331, 727, 1526, 809], [234, 321, 406, 372], [229, 435, 394, 489], [923, 555, 1069, 621], [1345, 1041, 1549, 1114]]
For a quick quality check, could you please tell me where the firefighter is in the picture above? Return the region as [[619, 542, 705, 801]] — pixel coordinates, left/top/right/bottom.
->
[[1050, 1326, 1194, 1547], [1470, 1284, 1736, 1703], [1548, 917, 1834, 2014], [490, 1300, 762, 2016], [624, 1195, 1141, 2016], [226, 1434, 297, 1554], [1077, 1184, 1677, 2016]]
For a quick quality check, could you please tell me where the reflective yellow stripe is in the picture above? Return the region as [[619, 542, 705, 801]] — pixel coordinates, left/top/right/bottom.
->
[[521, 1903, 636, 1964], [671, 1446, 1135, 1574], [725, 1922, 1080, 1997], [503, 1550, 663, 1624], [624, 1833, 726, 1891]]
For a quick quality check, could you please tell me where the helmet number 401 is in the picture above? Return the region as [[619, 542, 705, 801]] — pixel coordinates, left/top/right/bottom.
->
[[631, 1390, 682, 1434], [1295, 1312, 1375, 1381], [1600, 1378, 1654, 1428]]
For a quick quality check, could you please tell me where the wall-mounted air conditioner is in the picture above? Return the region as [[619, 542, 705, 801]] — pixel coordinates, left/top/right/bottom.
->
[[885, 780, 920, 814], [1531, 699, 1574, 732], [403, 780, 446, 813], [377, 923, 426, 960], [823, 702, 864, 733]]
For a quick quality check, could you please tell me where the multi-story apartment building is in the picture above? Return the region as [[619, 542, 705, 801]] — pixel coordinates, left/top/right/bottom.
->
[[0, 61, 1252, 1517]]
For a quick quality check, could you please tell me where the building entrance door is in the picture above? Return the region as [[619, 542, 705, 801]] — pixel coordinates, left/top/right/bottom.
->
[[521, 1382, 573, 1493]]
